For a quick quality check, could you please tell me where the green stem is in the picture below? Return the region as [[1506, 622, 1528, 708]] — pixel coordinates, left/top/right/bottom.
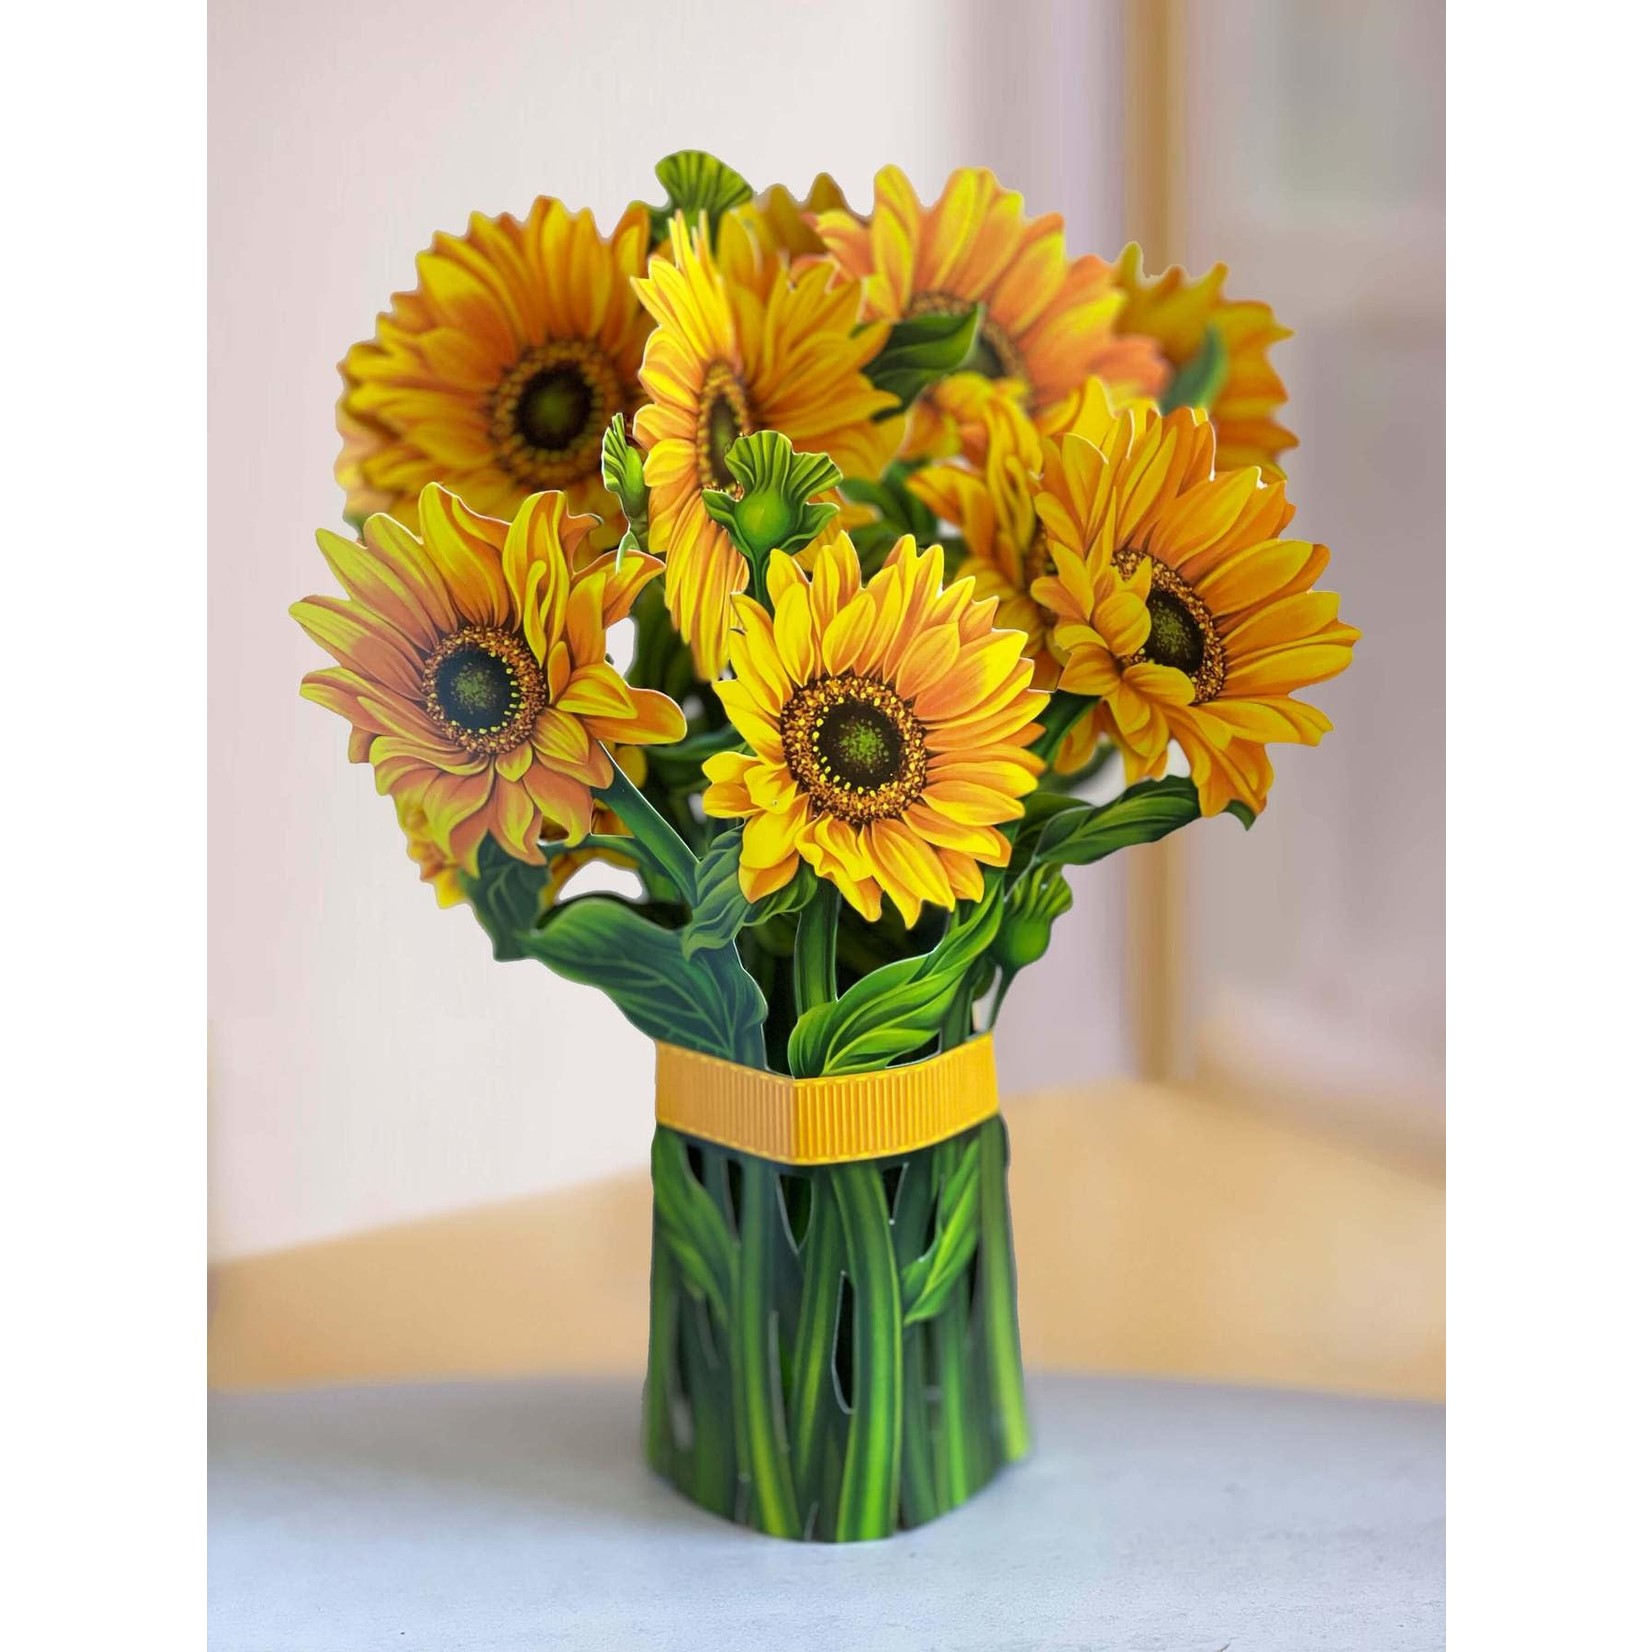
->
[[832, 1165, 902, 1541], [931, 1288, 972, 1506], [595, 754, 700, 905], [986, 966, 1016, 1028], [939, 970, 976, 1050], [793, 880, 840, 1014], [735, 1164, 802, 1538], [891, 1153, 938, 1525], [789, 1176, 845, 1535], [681, 1293, 735, 1518], [644, 1235, 680, 1479], [900, 1325, 939, 1526], [977, 1117, 1031, 1463]]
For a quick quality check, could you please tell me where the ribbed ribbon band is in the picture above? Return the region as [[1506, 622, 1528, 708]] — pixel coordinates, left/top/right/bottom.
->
[[654, 1036, 999, 1166]]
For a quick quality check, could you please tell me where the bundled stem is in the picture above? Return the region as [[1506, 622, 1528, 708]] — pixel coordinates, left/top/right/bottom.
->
[[644, 1115, 1028, 1541]]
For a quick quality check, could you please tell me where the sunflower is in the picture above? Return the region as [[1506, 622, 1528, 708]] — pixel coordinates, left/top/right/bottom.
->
[[702, 532, 1047, 926], [738, 173, 848, 259], [336, 199, 655, 538], [811, 166, 1166, 456], [1031, 408, 1357, 816], [1111, 242, 1297, 478], [394, 746, 646, 911], [631, 215, 900, 677], [907, 378, 1126, 771], [294, 483, 685, 871]]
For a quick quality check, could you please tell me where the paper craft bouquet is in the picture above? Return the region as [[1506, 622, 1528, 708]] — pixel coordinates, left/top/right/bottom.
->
[[294, 153, 1357, 1542]]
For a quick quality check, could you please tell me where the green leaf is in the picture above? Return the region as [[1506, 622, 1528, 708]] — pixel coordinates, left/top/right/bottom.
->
[[521, 896, 766, 1062], [1028, 775, 1252, 869], [1159, 325, 1230, 413], [652, 150, 753, 241], [839, 461, 939, 542], [787, 883, 1004, 1077], [680, 830, 749, 959], [458, 837, 547, 961], [841, 461, 944, 572], [1004, 790, 1091, 885], [864, 306, 983, 413], [900, 1137, 982, 1324]]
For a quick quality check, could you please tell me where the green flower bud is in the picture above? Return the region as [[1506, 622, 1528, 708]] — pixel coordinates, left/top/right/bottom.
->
[[701, 431, 842, 584], [992, 866, 1074, 974], [601, 414, 649, 533]]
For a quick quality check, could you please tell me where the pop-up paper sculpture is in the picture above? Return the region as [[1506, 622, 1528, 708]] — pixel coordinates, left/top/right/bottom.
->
[[295, 153, 1358, 1542]]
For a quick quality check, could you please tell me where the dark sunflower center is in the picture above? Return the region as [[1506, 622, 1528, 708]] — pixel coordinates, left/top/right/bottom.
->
[[968, 328, 1010, 379], [514, 366, 593, 452], [705, 395, 743, 488], [1143, 588, 1205, 675], [697, 364, 753, 491], [420, 624, 547, 755], [489, 340, 625, 488], [1116, 552, 1228, 705], [433, 647, 516, 732], [816, 701, 902, 789], [778, 673, 928, 825]]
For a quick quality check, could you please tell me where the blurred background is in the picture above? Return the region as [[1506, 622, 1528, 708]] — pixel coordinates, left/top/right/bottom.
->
[[209, 0, 1443, 1397]]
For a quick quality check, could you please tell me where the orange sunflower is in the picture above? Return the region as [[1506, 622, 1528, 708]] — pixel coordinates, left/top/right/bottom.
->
[[336, 199, 654, 537], [1111, 242, 1297, 477], [811, 166, 1166, 455], [631, 214, 900, 676], [1031, 408, 1358, 815], [394, 750, 644, 910], [294, 484, 685, 871], [702, 532, 1047, 926]]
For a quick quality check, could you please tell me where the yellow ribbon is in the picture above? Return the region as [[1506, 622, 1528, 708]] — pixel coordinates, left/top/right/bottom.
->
[[654, 1035, 999, 1166]]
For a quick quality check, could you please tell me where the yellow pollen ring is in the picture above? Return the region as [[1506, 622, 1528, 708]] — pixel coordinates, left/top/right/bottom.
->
[[654, 1035, 1000, 1165]]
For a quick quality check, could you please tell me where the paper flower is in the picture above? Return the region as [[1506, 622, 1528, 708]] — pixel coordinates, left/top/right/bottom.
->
[[702, 533, 1047, 926], [907, 378, 1131, 771], [1110, 243, 1298, 478], [293, 484, 685, 871], [739, 173, 848, 259], [335, 200, 654, 537], [1032, 409, 1358, 816], [812, 166, 1165, 453], [631, 216, 899, 677], [394, 749, 644, 911]]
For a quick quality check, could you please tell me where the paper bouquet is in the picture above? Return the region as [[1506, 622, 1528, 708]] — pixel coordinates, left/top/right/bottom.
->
[[294, 153, 1357, 1541]]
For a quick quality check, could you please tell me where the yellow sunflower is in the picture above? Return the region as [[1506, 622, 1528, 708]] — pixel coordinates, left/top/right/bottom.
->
[[811, 166, 1166, 455], [631, 215, 900, 677], [294, 483, 685, 871], [702, 533, 1047, 927], [907, 378, 1125, 771], [336, 199, 655, 537], [1031, 409, 1357, 816], [1111, 243, 1297, 478], [738, 173, 848, 259]]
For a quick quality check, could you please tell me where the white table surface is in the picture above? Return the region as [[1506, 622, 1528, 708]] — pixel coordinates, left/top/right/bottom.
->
[[209, 1372, 1444, 1651]]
